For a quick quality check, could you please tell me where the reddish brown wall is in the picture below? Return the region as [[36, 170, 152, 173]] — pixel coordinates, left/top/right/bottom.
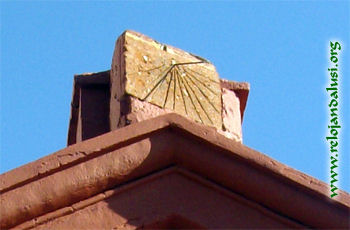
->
[[28, 168, 303, 229], [2, 114, 349, 229], [79, 86, 110, 140]]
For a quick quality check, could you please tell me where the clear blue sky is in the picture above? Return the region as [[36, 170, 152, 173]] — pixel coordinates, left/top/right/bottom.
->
[[1, 1, 349, 193]]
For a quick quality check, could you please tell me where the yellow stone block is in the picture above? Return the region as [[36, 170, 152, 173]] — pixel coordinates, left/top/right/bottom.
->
[[112, 30, 222, 130]]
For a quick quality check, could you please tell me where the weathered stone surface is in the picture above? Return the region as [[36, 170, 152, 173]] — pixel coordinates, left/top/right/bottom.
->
[[71, 69, 248, 144], [127, 96, 172, 124], [219, 88, 242, 142], [109, 30, 249, 142], [128, 93, 243, 142], [111, 30, 222, 130], [220, 79, 250, 122]]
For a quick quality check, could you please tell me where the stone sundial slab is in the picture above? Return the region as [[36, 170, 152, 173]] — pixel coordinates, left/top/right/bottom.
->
[[112, 30, 222, 130]]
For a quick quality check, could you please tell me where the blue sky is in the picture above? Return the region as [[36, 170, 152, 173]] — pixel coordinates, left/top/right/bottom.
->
[[1, 1, 349, 193]]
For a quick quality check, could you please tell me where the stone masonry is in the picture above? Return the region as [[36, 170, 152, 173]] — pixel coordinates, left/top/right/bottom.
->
[[110, 30, 249, 142]]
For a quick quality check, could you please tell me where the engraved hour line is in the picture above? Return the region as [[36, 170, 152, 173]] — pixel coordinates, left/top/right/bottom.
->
[[173, 61, 203, 66], [142, 61, 205, 101], [139, 63, 165, 73], [163, 69, 174, 108], [145, 65, 170, 91], [170, 61, 205, 112], [142, 65, 173, 101], [183, 68, 219, 96], [176, 70, 188, 116], [183, 69, 220, 113], [175, 67, 194, 119], [183, 68, 220, 114], [175, 67, 204, 124], [136, 60, 203, 74], [137, 59, 219, 124], [128, 63, 167, 77], [180, 69, 214, 125], [173, 70, 177, 110], [186, 67, 220, 84], [138, 61, 204, 77]]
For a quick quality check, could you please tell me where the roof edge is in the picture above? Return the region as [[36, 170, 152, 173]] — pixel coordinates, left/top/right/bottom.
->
[[2, 113, 349, 205], [1, 113, 349, 229], [14, 166, 305, 229]]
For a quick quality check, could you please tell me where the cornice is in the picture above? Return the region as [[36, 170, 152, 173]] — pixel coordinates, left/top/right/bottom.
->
[[1, 113, 349, 229]]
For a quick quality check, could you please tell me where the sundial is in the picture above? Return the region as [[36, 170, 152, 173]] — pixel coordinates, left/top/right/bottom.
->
[[116, 31, 222, 130]]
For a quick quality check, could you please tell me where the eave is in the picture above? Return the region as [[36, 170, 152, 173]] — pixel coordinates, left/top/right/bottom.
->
[[1, 113, 349, 229]]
